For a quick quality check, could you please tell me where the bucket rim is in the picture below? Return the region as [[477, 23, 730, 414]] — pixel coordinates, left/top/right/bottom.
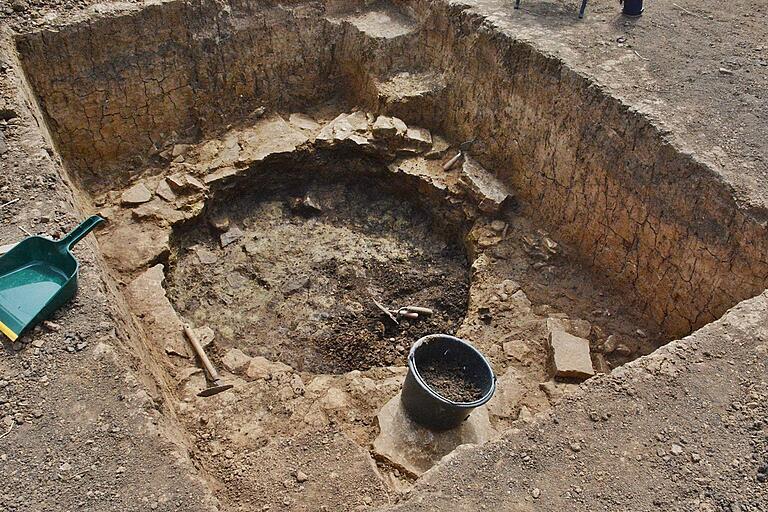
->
[[407, 334, 496, 408]]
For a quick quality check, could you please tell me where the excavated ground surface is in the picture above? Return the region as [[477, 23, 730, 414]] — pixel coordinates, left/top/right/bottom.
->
[[0, 0, 765, 511], [167, 177, 470, 374]]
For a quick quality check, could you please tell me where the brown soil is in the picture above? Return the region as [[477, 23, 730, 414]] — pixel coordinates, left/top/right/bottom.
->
[[2, 0, 767, 511], [166, 176, 469, 374], [418, 360, 485, 403]]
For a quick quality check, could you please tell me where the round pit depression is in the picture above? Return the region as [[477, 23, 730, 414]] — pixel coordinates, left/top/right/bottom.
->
[[165, 170, 470, 374]]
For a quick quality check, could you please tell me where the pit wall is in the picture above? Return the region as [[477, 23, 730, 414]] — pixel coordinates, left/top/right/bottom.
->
[[349, 0, 768, 337], [14, 0, 768, 338]]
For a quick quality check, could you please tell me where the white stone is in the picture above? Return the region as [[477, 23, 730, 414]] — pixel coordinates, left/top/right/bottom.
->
[[372, 393, 496, 476], [221, 348, 251, 374], [548, 329, 595, 379], [121, 182, 153, 205]]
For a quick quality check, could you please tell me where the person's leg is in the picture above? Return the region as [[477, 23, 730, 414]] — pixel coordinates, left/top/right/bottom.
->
[[515, 0, 521, 9], [578, 0, 588, 18]]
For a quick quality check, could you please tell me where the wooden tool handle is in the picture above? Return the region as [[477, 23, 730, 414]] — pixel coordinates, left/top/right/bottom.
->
[[404, 306, 434, 316], [183, 324, 220, 381], [442, 151, 463, 171]]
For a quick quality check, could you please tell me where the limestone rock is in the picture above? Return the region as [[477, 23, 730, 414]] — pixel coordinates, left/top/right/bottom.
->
[[288, 113, 321, 132], [101, 222, 170, 273], [220, 225, 244, 247], [222, 348, 251, 374], [459, 156, 511, 213], [124, 264, 189, 358], [373, 393, 496, 476], [131, 198, 185, 225], [372, 115, 406, 139], [548, 329, 595, 379], [345, 111, 370, 132], [425, 134, 450, 159], [317, 113, 356, 143], [167, 173, 208, 193], [193, 325, 216, 349], [546, 317, 592, 339], [245, 357, 292, 381], [404, 126, 432, 151], [236, 115, 309, 163], [121, 182, 153, 205], [155, 179, 177, 202], [487, 367, 524, 419]]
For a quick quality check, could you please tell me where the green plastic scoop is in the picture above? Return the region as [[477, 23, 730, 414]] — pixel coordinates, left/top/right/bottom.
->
[[0, 216, 105, 341]]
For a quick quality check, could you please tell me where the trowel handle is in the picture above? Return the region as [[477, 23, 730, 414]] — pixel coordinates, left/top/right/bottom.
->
[[184, 324, 220, 382], [443, 151, 463, 171], [58, 216, 105, 250], [404, 306, 433, 316]]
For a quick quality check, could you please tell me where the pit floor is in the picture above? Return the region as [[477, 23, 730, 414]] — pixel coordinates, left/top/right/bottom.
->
[[90, 107, 668, 509], [0, 1, 766, 511]]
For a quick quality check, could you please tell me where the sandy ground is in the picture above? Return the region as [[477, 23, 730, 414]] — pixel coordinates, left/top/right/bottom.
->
[[0, 0, 766, 511]]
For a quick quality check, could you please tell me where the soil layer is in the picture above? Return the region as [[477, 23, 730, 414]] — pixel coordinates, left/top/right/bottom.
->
[[167, 176, 469, 374]]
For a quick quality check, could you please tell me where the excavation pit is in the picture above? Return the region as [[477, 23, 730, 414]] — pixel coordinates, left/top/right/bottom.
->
[[167, 167, 471, 375], [10, 0, 768, 509]]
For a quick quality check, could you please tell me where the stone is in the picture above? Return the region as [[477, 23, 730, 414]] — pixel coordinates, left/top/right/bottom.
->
[[372, 393, 496, 476], [167, 173, 208, 193], [546, 317, 592, 339], [295, 470, 309, 483], [209, 215, 230, 232], [671, 443, 684, 456], [404, 126, 432, 151], [131, 199, 185, 225], [221, 348, 251, 374], [0, 132, 7, 155], [245, 357, 292, 381], [281, 276, 310, 296], [121, 182, 153, 205], [316, 113, 355, 143], [101, 222, 170, 273], [124, 264, 189, 358], [290, 195, 322, 216], [487, 367, 524, 419], [236, 115, 309, 163], [193, 325, 216, 348], [345, 111, 370, 132], [548, 329, 595, 379], [288, 113, 321, 132], [193, 245, 218, 265], [220, 225, 244, 247], [459, 156, 511, 213], [155, 179, 176, 203], [371, 115, 406, 138], [172, 144, 191, 158], [425, 134, 450, 159]]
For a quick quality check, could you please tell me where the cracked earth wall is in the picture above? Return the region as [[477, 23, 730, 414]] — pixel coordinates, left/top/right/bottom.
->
[[14, 0, 768, 341]]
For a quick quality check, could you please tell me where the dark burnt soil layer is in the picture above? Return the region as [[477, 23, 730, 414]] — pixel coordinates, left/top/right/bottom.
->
[[418, 360, 485, 403], [166, 175, 469, 374]]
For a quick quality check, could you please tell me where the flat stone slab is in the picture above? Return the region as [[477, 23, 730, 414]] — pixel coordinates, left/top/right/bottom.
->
[[125, 264, 189, 358], [373, 393, 496, 476], [459, 156, 512, 213], [548, 328, 595, 380], [121, 182, 153, 205]]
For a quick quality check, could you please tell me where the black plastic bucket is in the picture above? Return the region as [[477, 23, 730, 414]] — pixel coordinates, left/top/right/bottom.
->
[[401, 334, 496, 430], [622, 0, 643, 16]]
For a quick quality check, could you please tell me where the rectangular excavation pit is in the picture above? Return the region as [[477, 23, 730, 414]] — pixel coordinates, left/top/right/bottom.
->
[[10, 0, 768, 508]]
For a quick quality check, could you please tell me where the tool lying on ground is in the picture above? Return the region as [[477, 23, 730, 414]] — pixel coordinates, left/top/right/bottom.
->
[[0, 216, 105, 341], [442, 139, 477, 171], [183, 324, 234, 397], [372, 297, 434, 325]]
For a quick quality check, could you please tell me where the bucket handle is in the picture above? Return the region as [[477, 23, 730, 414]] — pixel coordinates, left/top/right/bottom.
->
[[57, 216, 105, 251]]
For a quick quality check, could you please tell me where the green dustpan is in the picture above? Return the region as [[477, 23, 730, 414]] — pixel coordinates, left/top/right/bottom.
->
[[0, 216, 105, 341]]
